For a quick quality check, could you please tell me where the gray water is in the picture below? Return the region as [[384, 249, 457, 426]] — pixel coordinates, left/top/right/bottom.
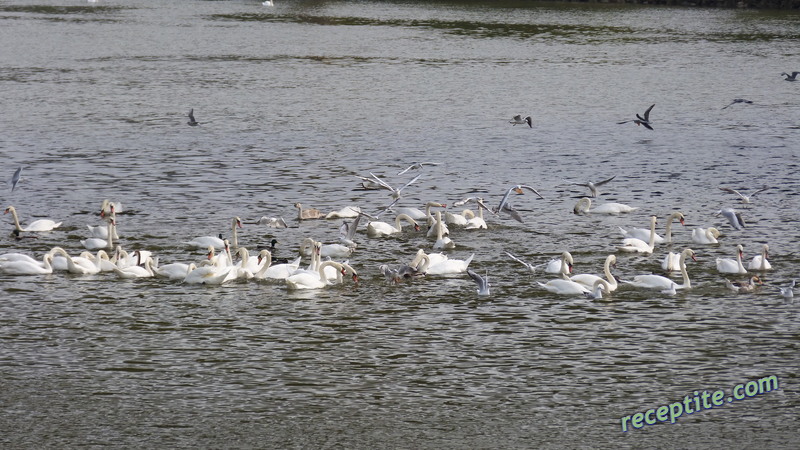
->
[[1, 0, 799, 448]]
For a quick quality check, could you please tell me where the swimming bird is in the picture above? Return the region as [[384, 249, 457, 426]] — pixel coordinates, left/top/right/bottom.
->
[[726, 276, 762, 293], [452, 197, 490, 229], [716, 207, 745, 230], [467, 269, 491, 296], [716, 244, 747, 274], [0, 253, 54, 275], [583, 279, 612, 300], [9, 166, 22, 191], [573, 197, 637, 215], [561, 175, 616, 198], [4, 206, 62, 232], [721, 99, 753, 110], [397, 162, 440, 175], [432, 211, 455, 250], [494, 184, 545, 223], [509, 115, 532, 127], [719, 186, 769, 204], [781, 71, 799, 81], [618, 104, 655, 130], [619, 211, 685, 244], [691, 227, 720, 244], [366, 213, 420, 238], [187, 108, 199, 126], [775, 279, 795, 298], [262, 0, 274, 5], [324, 206, 361, 219], [748, 244, 772, 271], [617, 215, 658, 254], [538, 278, 590, 296], [624, 249, 697, 290], [294, 203, 323, 220], [571, 255, 618, 292]]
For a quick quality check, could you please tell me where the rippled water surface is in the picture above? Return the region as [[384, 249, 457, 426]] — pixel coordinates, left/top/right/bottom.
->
[[1, 0, 799, 448]]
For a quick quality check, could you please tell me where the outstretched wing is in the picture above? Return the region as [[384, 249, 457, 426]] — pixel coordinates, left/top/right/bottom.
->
[[642, 103, 655, 121]]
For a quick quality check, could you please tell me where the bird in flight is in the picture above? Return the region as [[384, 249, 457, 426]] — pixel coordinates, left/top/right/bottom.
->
[[467, 269, 491, 296], [560, 175, 616, 198], [781, 71, 799, 81], [618, 104, 655, 130], [9, 166, 22, 191], [719, 186, 770, 204], [509, 115, 532, 128], [721, 98, 753, 110], [187, 109, 199, 126], [397, 162, 440, 176]]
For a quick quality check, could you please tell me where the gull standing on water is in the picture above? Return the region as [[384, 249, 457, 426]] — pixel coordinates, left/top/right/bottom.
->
[[618, 104, 655, 130], [509, 115, 532, 127]]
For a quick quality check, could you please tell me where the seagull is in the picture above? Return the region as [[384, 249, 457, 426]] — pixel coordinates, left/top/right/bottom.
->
[[716, 207, 746, 230], [561, 175, 616, 198], [618, 104, 655, 130], [494, 184, 545, 223], [781, 71, 799, 81], [9, 166, 22, 191], [262, 0, 274, 5], [509, 115, 532, 128], [187, 109, 199, 126], [504, 251, 537, 273], [776, 279, 796, 298], [339, 213, 362, 248], [253, 216, 287, 228], [467, 269, 491, 296], [397, 162, 440, 176], [367, 172, 421, 200], [721, 98, 753, 110], [719, 186, 770, 204]]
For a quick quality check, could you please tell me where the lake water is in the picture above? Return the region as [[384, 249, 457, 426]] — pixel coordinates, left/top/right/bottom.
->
[[1, 0, 799, 447]]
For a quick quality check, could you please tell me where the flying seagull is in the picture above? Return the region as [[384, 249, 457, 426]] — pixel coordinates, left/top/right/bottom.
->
[[721, 98, 753, 110], [494, 184, 545, 223], [781, 71, 799, 81], [9, 166, 22, 191], [618, 104, 655, 130], [397, 162, 440, 176], [561, 175, 616, 198], [187, 109, 199, 126], [509, 115, 532, 128], [719, 186, 770, 204], [367, 172, 421, 200], [716, 207, 745, 230], [467, 269, 491, 296]]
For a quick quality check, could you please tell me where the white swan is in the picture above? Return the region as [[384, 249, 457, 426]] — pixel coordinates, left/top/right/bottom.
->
[[624, 249, 696, 290], [661, 251, 685, 272], [583, 279, 613, 300], [0, 253, 54, 275], [299, 237, 354, 258], [324, 206, 361, 219], [617, 216, 657, 254], [432, 211, 455, 250], [154, 261, 196, 280], [393, 201, 445, 221], [255, 251, 303, 280], [537, 278, 590, 295], [4, 206, 62, 232], [185, 217, 242, 249], [692, 227, 720, 244], [183, 264, 232, 285], [285, 261, 358, 290], [573, 197, 637, 215], [619, 211, 684, 244], [420, 252, 474, 275], [464, 201, 488, 230], [367, 213, 419, 237], [81, 219, 115, 250], [748, 244, 772, 271], [545, 251, 574, 277], [445, 209, 473, 227], [716, 244, 747, 274], [113, 255, 155, 279], [571, 255, 618, 292], [49, 247, 101, 275]]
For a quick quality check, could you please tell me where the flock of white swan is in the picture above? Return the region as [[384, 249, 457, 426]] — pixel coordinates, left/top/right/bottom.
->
[[1, 171, 796, 301]]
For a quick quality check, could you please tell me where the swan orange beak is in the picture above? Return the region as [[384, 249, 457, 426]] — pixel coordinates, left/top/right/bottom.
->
[[413, 224, 420, 232], [679, 217, 685, 226], [352, 274, 359, 284], [691, 253, 698, 262]]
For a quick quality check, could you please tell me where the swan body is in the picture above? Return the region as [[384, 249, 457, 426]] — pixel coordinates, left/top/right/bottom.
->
[[183, 265, 232, 285], [464, 202, 487, 230], [573, 197, 637, 215], [257, 254, 302, 280], [154, 262, 196, 280], [692, 227, 720, 244], [367, 213, 419, 237], [618, 216, 657, 254], [716, 244, 747, 274], [571, 255, 618, 292], [538, 279, 590, 295], [325, 206, 360, 219], [625, 249, 696, 290], [50, 247, 101, 275], [748, 244, 772, 271], [295, 203, 323, 220], [254, 216, 287, 228], [422, 253, 474, 275], [299, 238, 353, 258], [113, 256, 155, 279], [661, 251, 685, 272], [0, 253, 54, 275], [4, 206, 62, 232], [185, 217, 242, 249], [545, 252, 574, 276], [285, 261, 357, 290], [432, 211, 455, 250], [583, 279, 612, 300], [81, 220, 115, 250], [619, 211, 684, 244]]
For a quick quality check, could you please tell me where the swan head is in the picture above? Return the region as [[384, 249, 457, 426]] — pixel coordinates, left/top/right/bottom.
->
[[708, 227, 720, 239], [736, 244, 744, 259], [674, 212, 686, 226], [573, 198, 590, 215], [4, 206, 15, 215], [607, 254, 617, 268], [234, 217, 243, 228], [762, 244, 769, 258], [682, 248, 697, 262]]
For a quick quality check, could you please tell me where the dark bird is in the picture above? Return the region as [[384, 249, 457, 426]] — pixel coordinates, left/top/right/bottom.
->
[[9, 166, 22, 191], [781, 71, 799, 81], [187, 108, 199, 126], [721, 98, 753, 110], [618, 104, 655, 130], [509, 115, 532, 128]]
